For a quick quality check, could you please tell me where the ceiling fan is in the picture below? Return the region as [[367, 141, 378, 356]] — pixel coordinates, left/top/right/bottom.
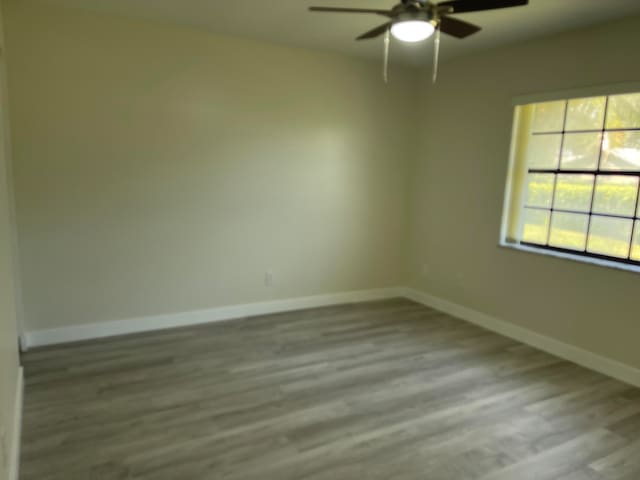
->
[[309, 0, 529, 82]]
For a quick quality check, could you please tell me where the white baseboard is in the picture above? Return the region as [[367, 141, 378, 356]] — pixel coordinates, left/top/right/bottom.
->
[[402, 287, 640, 388], [21, 285, 640, 389], [8, 367, 23, 480], [23, 287, 405, 349]]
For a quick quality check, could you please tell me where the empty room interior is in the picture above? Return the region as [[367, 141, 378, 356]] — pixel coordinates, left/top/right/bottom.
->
[[2, 0, 640, 478]]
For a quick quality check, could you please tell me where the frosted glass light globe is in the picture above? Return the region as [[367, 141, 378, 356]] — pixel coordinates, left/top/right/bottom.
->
[[391, 20, 435, 43]]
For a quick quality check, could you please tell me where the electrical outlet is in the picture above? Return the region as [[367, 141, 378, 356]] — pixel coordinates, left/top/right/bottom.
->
[[264, 271, 274, 287]]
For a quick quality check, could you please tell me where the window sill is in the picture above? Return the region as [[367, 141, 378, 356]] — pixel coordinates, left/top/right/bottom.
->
[[499, 241, 640, 275]]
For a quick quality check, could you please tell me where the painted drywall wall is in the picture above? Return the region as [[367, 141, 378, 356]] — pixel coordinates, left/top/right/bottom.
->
[[0, 2, 20, 478], [2, 0, 418, 332], [408, 15, 640, 370]]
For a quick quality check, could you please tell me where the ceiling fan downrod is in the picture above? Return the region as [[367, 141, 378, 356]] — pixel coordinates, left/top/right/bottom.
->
[[433, 27, 441, 84], [383, 29, 391, 84]]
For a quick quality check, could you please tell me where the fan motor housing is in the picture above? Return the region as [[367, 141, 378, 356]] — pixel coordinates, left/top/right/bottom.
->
[[393, 10, 434, 25], [401, 0, 429, 5]]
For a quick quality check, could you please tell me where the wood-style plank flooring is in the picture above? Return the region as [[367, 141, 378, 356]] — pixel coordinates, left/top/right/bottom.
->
[[20, 298, 640, 479]]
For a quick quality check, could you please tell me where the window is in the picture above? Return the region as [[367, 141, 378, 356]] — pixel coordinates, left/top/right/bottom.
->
[[502, 89, 640, 269]]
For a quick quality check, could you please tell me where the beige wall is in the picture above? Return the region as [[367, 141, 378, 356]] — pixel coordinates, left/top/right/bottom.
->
[[408, 16, 640, 370], [2, 0, 418, 332], [0, 1, 20, 478]]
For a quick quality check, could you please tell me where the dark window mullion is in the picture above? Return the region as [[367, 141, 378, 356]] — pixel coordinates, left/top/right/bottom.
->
[[546, 100, 569, 246], [524, 205, 634, 221], [532, 127, 640, 136], [584, 96, 609, 253], [529, 169, 640, 176], [628, 175, 640, 260], [545, 175, 558, 247]]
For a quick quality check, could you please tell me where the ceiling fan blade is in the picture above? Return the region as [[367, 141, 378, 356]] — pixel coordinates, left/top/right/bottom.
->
[[438, 16, 481, 38], [438, 0, 528, 14], [309, 7, 392, 17], [356, 22, 392, 40]]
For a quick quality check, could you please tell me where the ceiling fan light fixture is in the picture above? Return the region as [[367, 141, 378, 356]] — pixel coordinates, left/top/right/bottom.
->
[[390, 20, 435, 43]]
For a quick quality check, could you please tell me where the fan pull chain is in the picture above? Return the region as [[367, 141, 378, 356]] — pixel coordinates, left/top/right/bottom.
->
[[383, 29, 390, 84], [432, 27, 441, 84]]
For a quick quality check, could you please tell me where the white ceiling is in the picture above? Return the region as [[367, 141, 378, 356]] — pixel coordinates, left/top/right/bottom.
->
[[38, 0, 640, 66]]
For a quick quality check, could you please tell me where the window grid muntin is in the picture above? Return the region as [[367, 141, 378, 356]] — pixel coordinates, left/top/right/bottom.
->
[[523, 95, 640, 265], [630, 181, 640, 254], [532, 127, 640, 136], [585, 96, 608, 248], [543, 102, 569, 245]]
